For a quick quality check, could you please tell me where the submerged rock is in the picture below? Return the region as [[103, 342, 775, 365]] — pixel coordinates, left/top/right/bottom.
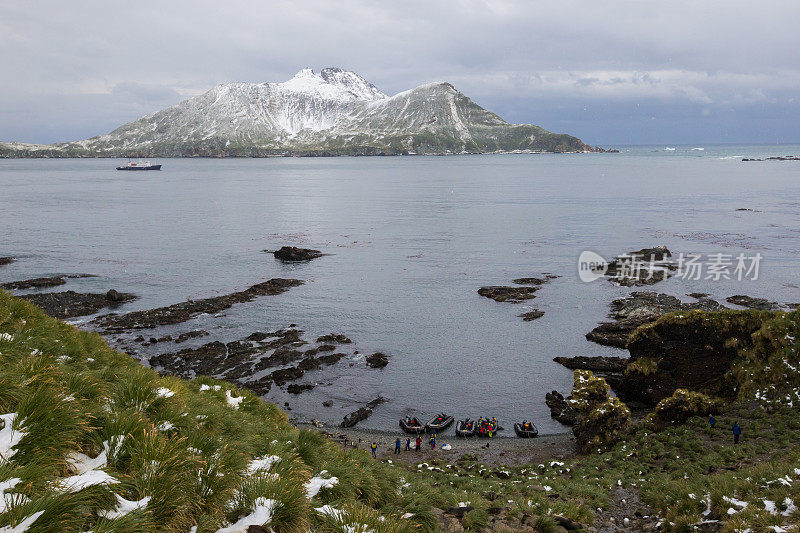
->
[[2, 276, 68, 290], [365, 352, 390, 368], [0, 257, 16, 266], [478, 285, 538, 303], [725, 294, 781, 311], [316, 333, 352, 344], [519, 310, 545, 321], [272, 246, 325, 262], [553, 356, 627, 373], [94, 278, 303, 330], [341, 397, 387, 428], [21, 290, 137, 319]]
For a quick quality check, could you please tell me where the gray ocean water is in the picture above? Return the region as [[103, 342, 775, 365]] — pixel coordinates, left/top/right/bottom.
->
[[2, 145, 799, 435]]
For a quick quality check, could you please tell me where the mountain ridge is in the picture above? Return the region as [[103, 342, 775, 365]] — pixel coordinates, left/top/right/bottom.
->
[[0, 68, 599, 157]]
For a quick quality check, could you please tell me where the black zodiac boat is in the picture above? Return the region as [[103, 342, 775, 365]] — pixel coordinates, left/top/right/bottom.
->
[[425, 413, 454, 433], [399, 416, 425, 434], [514, 421, 539, 438], [455, 419, 476, 437]]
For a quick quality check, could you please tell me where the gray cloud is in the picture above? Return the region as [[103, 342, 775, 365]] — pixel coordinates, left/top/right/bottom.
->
[[1, 0, 799, 144]]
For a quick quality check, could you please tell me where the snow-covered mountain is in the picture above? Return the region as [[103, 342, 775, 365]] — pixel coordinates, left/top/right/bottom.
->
[[0, 68, 596, 157]]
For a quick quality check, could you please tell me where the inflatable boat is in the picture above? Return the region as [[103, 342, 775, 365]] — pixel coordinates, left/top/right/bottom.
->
[[399, 416, 425, 434], [514, 422, 539, 438], [455, 419, 476, 437], [425, 413, 454, 433]]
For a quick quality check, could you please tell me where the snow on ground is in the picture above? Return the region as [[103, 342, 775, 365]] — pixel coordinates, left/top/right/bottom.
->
[[305, 471, 339, 499], [247, 455, 281, 474], [214, 497, 276, 533], [98, 495, 151, 519], [0, 413, 25, 462], [3, 510, 44, 533], [58, 469, 119, 493]]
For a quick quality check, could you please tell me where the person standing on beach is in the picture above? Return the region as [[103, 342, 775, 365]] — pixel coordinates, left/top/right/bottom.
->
[[415, 435, 422, 452], [405, 437, 411, 451], [370, 442, 377, 457], [732, 422, 741, 444], [394, 438, 402, 455], [429, 434, 436, 450]]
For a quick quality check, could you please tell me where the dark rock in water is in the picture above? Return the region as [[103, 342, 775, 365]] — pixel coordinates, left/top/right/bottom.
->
[[519, 310, 545, 321], [725, 295, 781, 311], [617, 310, 771, 405], [316, 333, 352, 344], [2, 276, 68, 290], [272, 246, 324, 262], [322, 400, 333, 407], [688, 292, 710, 299], [105, 289, 128, 302], [94, 278, 303, 330], [553, 356, 627, 373], [287, 383, 315, 394], [20, 290, 137, 319], [0, 257, 16, 266], [365, 352, 390, 368], [512, 277, 547, 285], [341, 397, 387, 428], [600, 245, 676, 286], [586, 291, 726, 348], [545, 391, 577, 426], [478, 285, 538, 303], [174, 329, 209, 343]]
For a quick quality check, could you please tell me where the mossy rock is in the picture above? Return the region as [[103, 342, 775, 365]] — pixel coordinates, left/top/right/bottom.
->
[[647, 389, 719, 426]]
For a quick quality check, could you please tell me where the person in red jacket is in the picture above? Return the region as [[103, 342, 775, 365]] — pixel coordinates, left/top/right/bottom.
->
[[415, 436, 422, 451]]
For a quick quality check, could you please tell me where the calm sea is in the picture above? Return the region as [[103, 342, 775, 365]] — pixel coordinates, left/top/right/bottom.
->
[[2, 145, 799, 434]]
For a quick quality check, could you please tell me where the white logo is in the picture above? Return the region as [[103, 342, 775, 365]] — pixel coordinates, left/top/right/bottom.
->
[[578, 251, 607, 283]]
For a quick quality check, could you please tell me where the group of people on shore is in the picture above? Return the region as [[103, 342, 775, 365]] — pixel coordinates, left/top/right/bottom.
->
[[370, 434, 440, 457]]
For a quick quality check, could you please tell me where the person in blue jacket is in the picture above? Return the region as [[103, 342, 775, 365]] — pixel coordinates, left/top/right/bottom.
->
[[709, 415, 716, 428], [732, 422, 741, 444]]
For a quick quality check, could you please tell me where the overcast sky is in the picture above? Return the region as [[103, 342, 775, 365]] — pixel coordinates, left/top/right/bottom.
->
[[1, 0, 798, 146]]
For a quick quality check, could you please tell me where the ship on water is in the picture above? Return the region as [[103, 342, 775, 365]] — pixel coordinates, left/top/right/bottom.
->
[[116, 160, 161, 171]]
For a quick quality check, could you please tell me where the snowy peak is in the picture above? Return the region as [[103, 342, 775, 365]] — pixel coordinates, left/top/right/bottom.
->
[[271, 67, 387, 102]]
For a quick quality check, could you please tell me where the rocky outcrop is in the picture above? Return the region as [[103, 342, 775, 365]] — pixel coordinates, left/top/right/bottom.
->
[[272, 246, 325, 262], [20, 290, 137, 319], [365, 352, 389, 368], [553, 356, 627, 373], [545, 391, 577, 426], [341, 397, 387, 428], [725, 295, 781, 311], [646, 389, 719, 426], [1, 273, 96, 290], [600, 246, 676, 286], [0, 257, 15, 266], [94, 279, 302, 330], [586, 291, 725, 348], [519, 310, 545, 321], [569, 370, 631, 452], [616, 309, 772, 405], [477, 285, 538, 303]]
